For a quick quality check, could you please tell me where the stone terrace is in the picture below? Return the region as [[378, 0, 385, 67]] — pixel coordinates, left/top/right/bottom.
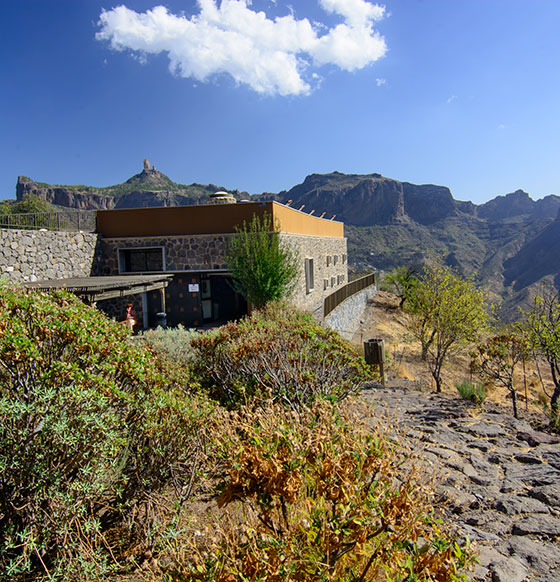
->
[[362, 385, 560, 582]]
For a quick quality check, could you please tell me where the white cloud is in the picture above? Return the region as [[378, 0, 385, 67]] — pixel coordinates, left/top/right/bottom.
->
[[376, 77, 386, 86], [96, 0, 387, 96], [447, 95, 458, 103]]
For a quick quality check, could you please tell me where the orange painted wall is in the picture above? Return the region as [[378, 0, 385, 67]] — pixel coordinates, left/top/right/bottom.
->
[[96, 201, 344, 238]]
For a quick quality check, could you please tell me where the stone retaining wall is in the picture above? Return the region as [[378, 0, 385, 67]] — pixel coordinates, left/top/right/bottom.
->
[[0, 228, 101, 282], [324, 284, 377, 340]]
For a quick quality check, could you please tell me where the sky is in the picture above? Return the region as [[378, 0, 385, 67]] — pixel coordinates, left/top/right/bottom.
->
[[1, 0, 560, 204]]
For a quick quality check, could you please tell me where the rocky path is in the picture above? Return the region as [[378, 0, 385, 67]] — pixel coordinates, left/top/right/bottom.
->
[[361, 385, 560, 582]]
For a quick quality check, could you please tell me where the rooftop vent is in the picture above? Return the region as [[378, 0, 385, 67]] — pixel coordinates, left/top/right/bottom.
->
[[208, 191, 237, 205]]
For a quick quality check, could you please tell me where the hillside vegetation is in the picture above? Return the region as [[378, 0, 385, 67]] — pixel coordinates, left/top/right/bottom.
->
[[0, 288, 474, 581]]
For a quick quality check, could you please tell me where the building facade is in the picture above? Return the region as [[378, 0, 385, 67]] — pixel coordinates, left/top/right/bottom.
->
[[96, 200, 347, 328]]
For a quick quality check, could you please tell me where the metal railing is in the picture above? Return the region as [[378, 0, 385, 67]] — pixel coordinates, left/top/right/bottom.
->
[[324, 271, 377, 317], [0, 210, 97, 232]]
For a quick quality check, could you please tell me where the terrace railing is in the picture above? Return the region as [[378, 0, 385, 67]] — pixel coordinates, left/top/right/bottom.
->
[[324, 271, 377, 317], [0, 210, 97, 232]]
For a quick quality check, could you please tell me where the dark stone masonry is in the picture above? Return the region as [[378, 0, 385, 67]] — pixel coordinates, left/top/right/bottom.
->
[[362, 384, 560, 582]]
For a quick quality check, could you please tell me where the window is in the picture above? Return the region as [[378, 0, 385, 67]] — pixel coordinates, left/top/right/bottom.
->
[[326, 255, 332, 267], [331, 277, 336, 287], [342, 254, 347, 264], [333, 255, 338, 265], [324, 279, 329, 290], [119, 247, 164, 273], [305, 258, 314, 294]]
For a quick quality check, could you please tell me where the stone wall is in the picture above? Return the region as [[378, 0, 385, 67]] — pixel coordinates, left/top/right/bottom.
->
[[99, 234, 229, 275], [0, 228, 101, 282], [280, 233, 348, 317], [324, 285, 377, 340]]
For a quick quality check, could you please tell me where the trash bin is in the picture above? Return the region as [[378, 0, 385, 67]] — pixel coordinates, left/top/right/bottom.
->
[[156, 312, 167, 329]]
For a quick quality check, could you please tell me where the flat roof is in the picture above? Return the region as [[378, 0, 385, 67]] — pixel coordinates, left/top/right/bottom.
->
[[96, 200, 344, 239], [25, 274, 173, 303]]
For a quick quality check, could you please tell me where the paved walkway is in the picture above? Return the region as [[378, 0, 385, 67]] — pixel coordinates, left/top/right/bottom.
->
[[361, 384, 560, 582]]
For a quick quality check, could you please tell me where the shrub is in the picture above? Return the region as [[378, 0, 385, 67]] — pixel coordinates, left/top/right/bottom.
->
[[191, 303, 372, 409], [140, 324, 200, 365], [175, 400, 474, 581], [455, 379, 487, 405], [226, 213, 299, 308], [0, 287, 213, 579]]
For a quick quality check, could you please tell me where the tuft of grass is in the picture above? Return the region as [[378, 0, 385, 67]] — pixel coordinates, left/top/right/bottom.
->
[[456, 379, 487, 405]]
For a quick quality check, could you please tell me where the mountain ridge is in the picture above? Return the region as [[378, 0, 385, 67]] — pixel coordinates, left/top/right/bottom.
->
[[13, 167, 560, 320]]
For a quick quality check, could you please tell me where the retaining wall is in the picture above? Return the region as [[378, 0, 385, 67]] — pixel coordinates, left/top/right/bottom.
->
[[324, 284, 377, 340], [0, 228, 101, 282]]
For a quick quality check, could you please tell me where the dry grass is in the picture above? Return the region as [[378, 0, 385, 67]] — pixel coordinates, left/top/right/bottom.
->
[[352, 291, 556, 418]]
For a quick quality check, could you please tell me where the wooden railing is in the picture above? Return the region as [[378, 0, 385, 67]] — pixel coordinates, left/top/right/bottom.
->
[[324, 272, 377, 317], [0, 210, 96, 232]]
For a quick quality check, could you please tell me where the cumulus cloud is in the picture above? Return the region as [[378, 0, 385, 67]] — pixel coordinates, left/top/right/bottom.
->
[[96, 0, 387, 96], [376, 77, 386, 86]]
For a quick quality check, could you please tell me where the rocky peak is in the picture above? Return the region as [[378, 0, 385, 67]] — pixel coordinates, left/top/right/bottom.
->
[[477, 189, 560, 221]]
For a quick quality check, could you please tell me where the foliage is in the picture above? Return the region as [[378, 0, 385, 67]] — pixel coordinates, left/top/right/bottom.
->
[[0, 287, 214, 580], [406, 261, 488, 393], [472, 333, 528, 418], [175, 400, 474, 581], [191, 303, 371, 409], [0, 192, 54, 215], [140, 324, 200, 366], [381, 265, 419, 308], [455, 379, 487, 405], [520, 285, 560, 418], [226, 213, 299, 309]]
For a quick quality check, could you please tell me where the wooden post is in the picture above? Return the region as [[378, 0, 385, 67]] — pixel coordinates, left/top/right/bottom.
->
[[364, 338, 386, 385]]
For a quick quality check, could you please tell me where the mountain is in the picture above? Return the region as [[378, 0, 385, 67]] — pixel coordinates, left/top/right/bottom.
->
[[265, 173, 560, 318], [16, 162, 240, 210], [266, 172, 470, 226], [12, 166, 560, 320]]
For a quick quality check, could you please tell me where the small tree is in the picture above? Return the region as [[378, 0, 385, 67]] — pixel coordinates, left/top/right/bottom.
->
[[226, 213, 299, 309], [381, 265, 418, 308], [472, 333, 528, 418], [407, 262, 488, 393], [521, 285, 560, 419]]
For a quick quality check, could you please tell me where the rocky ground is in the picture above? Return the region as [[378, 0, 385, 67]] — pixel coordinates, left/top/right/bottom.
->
[[362, 384, 560, 582]]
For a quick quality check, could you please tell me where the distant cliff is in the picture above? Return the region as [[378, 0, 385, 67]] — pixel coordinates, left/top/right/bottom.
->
[[16, 165, 237, 210], [262, 172, 472, 226]]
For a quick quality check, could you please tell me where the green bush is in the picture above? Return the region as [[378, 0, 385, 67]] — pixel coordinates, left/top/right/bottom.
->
[[140, 324, 200, 365], [455, 379, 487, 405], [191, 303, 372, 409], [0, 287, 213, 579]]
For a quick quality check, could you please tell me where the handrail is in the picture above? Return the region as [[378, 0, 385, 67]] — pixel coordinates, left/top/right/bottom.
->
[[324, 272, 377, 317], [0, 210, 97, 232]]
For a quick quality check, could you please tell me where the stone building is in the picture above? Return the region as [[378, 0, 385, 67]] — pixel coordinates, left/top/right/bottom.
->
[[95, 200, 348, 328]]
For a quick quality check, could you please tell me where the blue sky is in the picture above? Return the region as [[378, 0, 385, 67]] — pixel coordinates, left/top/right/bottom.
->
[[1, 0, 560, 204]]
